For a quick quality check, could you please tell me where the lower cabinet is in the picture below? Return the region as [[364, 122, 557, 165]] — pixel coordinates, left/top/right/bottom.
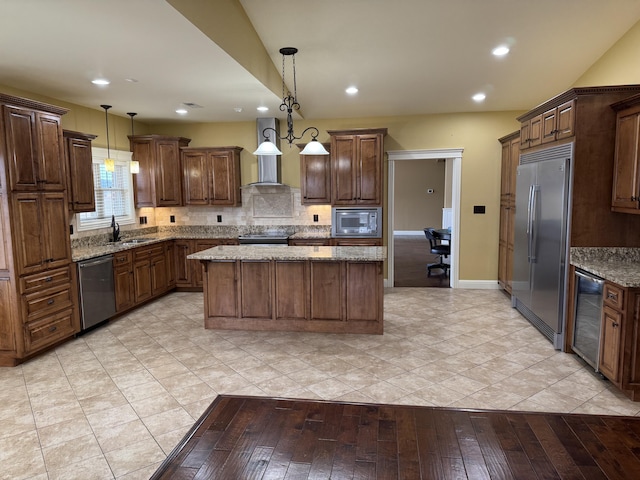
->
[[175, 238, 239, 289], [114, 251, 134, 312], [288, 238, 383, 246], [203, 259, 383, 334]]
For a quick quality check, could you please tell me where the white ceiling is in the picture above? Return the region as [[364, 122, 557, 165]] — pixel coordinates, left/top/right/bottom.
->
[[1, 0, 639, 124]]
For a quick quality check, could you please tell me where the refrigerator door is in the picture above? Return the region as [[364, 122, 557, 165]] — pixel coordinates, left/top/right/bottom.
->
[[512, 163, 536, 307], [529, 158, 570, 336]]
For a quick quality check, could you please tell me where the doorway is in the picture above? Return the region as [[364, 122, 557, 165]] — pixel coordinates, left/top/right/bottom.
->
[[387, 148, 463, 288]]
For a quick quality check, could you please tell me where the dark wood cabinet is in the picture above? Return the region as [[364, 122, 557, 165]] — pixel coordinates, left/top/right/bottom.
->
[[611, 95, 640, 213], [174, 238, 239, 289], [329, 129, 386, 206], [181, 147, 242, 206], [288, 238, 332, 246], [129, 135, 191, 207], [113, 251, 134, 312], [298, 143, 331, 204], [63, 130, 97, 212], [309, 261, 343, 321], [497, 131, 520, 293]]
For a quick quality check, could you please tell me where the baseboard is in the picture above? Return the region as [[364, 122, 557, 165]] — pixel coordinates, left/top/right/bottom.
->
[[456, 280, 501, 289]]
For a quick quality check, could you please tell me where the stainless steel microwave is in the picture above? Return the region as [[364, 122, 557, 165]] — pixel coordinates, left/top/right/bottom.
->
[[331, 207, 382, 238]]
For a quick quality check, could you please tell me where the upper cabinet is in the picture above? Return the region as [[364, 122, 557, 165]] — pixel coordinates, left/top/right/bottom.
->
[[519, 97, 575, 151], [611, 95, 640, 213], [129, 135, 191, 208], [181, 147, 242, 206], [2, 99, 67, 191], [298, 143, 331, 205], [63, 130, 97, 212], [328, 128, 387, 206]]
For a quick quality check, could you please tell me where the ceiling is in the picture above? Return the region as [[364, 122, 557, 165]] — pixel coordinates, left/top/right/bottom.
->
[[1, 0, 639, 124]]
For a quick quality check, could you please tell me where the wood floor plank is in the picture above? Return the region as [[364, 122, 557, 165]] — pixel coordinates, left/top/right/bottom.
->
[[152, 395, 640, 480]]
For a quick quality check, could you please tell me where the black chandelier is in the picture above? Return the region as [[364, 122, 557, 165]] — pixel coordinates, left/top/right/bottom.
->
[[254, 47, 329, 156]]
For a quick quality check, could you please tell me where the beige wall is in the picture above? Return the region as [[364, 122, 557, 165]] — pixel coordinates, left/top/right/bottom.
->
[[393, 160, 445, 231]]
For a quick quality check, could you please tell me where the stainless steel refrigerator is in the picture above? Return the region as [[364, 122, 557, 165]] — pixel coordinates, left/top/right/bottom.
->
[[512, 142, 573, 349]]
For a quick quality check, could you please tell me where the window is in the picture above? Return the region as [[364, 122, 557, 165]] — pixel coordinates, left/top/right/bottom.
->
[[78, 147, 136, 231]]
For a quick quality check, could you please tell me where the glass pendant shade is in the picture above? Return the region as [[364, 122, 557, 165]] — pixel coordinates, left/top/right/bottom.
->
[[253, 140, 283, 156], [130, 160, 140, 174], [104, 158, 115, 172], [300, 140, 329, 155]]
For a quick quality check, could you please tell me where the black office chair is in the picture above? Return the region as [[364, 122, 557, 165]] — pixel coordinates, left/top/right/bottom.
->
[[424, 228, 450, 277]]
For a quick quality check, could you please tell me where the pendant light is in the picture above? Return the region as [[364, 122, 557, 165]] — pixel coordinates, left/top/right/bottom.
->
[[127, 112, 139, 174], [254, 47, 328, 156], [101, 104, 115, 172]]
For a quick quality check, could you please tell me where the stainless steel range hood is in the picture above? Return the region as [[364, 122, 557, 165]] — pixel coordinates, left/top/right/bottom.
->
[[244, 117, 283, 186]]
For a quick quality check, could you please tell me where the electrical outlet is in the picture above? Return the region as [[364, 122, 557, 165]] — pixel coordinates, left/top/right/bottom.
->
[[473, 205, 486, 214], [170, 215, 175, 223], [313, 214, 319, 222], [217, 215, 222, 223], [69, 224, 73, 235], [139, 217, 144, 225]]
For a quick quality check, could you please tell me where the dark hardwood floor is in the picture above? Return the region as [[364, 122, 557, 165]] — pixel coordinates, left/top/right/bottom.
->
[[394, 235, 449, 287], [152, 395, 640, 479]]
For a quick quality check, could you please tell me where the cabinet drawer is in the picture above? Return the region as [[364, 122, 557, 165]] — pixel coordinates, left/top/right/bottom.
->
[[603, 283, 625, 310], [21, 283, 73, 323], [113, 251, 132, 266], [134, 244, 164, 260], [20, 266, 71, 294], [24, 308, 75, 353]]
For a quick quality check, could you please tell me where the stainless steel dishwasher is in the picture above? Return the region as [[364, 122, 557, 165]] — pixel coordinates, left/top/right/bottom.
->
[[572, 268, 605, 371], [77, 255, 116, 330]]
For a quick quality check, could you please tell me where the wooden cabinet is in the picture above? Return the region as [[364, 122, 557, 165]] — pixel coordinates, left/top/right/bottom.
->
[[600, 305, 623, 383], [174, 238, 239, 289], [133, 243, 167, 302], [497, 131, 520, 293], [328, 128, 386, 206], [3, 104, 67, 191], [129, 135, 191, 207], [520, 114, 542, 150], [520, 100, 574, 150], [298, 143, 331, 204], [611, 95, 640, 213], [181, 147, 242, 206], [113, 251, 134, 312], [288, 238, 332, 246], [63, 130, 97, 212], [331, 238, 383, 246], [0, 94, 77, 366]]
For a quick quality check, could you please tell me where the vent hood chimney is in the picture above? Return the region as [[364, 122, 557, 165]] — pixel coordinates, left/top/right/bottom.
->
[[252, 117, 282, 185]]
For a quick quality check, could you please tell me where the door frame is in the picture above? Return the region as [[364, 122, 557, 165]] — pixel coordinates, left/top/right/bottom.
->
[[387, 148, 463, 288]]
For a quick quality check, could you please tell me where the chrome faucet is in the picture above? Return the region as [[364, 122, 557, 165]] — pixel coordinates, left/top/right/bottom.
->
[[110, 215, 120, 242]]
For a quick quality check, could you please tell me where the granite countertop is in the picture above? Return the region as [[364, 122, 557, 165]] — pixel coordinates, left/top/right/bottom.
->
[[188, 245, 387, 262], [570, 247, 640, 287]]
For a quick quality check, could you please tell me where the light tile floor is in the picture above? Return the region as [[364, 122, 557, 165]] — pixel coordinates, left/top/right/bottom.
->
[[2, 288, 639, 479]]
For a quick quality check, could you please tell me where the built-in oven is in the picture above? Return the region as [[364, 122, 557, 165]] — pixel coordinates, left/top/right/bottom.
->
[[331, 207, 382, 238], [572, 268, 605, 371]]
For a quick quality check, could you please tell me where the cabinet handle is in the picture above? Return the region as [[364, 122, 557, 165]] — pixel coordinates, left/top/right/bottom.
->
[[607, 292, 617, 300], [632, 196, 637, 201], [44, 276, 53, 282], [612, 322, 619, 328], [49, 326, 57, 332], [47, 299, 55, 305]]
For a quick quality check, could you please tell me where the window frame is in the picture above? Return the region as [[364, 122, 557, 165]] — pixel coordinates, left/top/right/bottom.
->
[[77, 147, 136, 232]]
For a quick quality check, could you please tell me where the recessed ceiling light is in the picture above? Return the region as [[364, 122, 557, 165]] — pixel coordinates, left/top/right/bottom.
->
[[257, 106, 269, 112], [492, 45, 510, 57], [91, 78, 110, 86], [234, 107, 243, 113], [472, 93, 486, 102], [176, 109, 188, 115], [125, 78, 139, 83], [346, 86, 359, 95]]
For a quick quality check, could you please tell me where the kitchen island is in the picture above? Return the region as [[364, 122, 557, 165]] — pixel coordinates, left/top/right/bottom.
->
[[188, 245, 386, 334]]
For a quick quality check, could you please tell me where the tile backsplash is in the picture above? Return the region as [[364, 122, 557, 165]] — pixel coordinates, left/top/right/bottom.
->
[[70, 186, 331, 240]]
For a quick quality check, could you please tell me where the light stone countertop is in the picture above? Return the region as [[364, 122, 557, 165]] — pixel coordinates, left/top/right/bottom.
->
[[570, 247, 640, 287], [188, 245, 387, 262]]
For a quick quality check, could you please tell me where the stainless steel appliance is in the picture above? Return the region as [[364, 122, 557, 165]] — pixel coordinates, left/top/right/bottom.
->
[[77, 255, 116, 330], [572, 268, 604, 370], [331, 206, 382, 238], [512, 142, 573, 349], [238, 232, 289, 246]]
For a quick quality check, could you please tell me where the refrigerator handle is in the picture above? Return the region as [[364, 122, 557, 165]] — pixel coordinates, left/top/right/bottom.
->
[[526, 184, 534, 262], [530, 185, 540, 263]]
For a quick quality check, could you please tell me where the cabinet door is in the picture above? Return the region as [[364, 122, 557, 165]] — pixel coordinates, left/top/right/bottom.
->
[[174, 240, 193, 286], [556, 100, 575, 140], [0, 279, 17, 352], [309, 261, 342, 320], [331, 238, 382, 246], [599, 305, 622, 383], [114, 264, 134, 312], [345, 262, 381, 322], [528, 114, 543, 147], [611, 110, 640, 211], [519, 120, 530, 150], [36, 113, 66, 190], [301, 154, 331, 204], [541, 107, 557, 145], [210, 151, 234, 205], [205, 261, 238, 317], [358, 134, 382, 204], [332, 136, 357, 205], [150, 254, 167, 295], [240, 261, 272, 318], [193, 240, 220, 287], [498, 204, 509, 290], [509, 137, 520, 197], [132, 139, 155, 208], [41, 192, 71, 270], [12, 193, 45, 273], [166, 242, 176, 288], [182, 151, 209, 205], [500, 141, 511, 199], [133, 259, 152, 303], [155, 140, 182, 206], [275, 261, 307, 320], [66, 137, 95, 212], [4, 106, 39, 190]]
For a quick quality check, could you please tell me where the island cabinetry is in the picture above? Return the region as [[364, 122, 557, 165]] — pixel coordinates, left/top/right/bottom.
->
[[202, 257, 383, 334], [611, 95, 640, 213], [288, 238, 331, 246], [328, 128, 387, 206], [298, 143, 331, 204], [181, 147, 242, 206], [113, 251, 134, 312], [129, 135, 191, 208], [174, 238, 239, 289], [63, 130, 97, 212], [332, 238, 383, 246]]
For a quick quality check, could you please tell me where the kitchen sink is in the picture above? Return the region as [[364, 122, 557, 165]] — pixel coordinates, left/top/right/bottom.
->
[[120, 238, 154, 245]]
